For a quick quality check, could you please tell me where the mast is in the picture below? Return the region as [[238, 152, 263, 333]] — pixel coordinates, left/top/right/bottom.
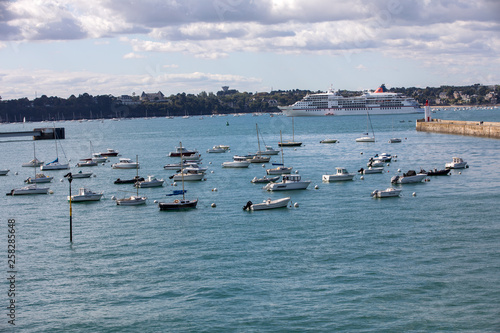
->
[[280, 131, 284, 165], [179, 142, 185, 200], [135, 155, 139, 196], [256, 124, 261, 153], [292, 117, 295, 141]]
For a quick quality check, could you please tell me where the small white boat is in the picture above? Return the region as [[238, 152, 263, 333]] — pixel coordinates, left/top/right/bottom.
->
[[371, 187, 402, 198], [445, 157, 468, 169], [248, 155, 271, 163], [25, 174, 53, 183], [355, 134, 375, 142], [71, 171, 93, 178], [320, 139, 338, 143], [367, 160, 385, 167], [263, 174, 310, 191], [0, 169, 9, 176], [322, 167, 355, 182], [207, 145, 228, 153], [171, 170, 205, 181], [99, 148, 119, 157], [222, 160, 250, 168], [6, 184, 49, 196], [251, 175, 280, 183], [68, 188, 103, 202], [183, 164, 208, 173], [40, 158, 70, 170], [116, 195, 147, 206], [135, 176, 164, 188], [181, 153, 201, 161], [243, 197, 291, 211], [91, 153, 108, 163], [358, 167, 384, 174], [391, 170, 427, 184], [112, 158, 140, 169], [372, 153, 392, 162], [389, 138, 401, 143], [22, 158, 44, 167]]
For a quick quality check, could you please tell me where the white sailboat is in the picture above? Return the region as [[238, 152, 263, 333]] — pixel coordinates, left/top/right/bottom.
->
[[41, 130, 69, 170], [117, 155, 147, 206], [22, 142, 44, 167], [356, 112, 375, 142], [266, 131, 293, 175]]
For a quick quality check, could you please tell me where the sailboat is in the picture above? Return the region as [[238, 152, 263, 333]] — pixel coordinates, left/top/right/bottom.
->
[[356, 112, 375, 142], [278, 117, 302, 147], [388, 119, 401, 143], [22, 142, 44, 167], [249, 124, 271, 163], [266, 131, 293, 175], [116, 155, 147, 206], [41, 129, 70, 170], [158, 142, 198, 211]]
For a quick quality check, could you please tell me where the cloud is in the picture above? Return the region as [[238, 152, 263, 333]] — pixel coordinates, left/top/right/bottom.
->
[[123, 52, 146, 59]]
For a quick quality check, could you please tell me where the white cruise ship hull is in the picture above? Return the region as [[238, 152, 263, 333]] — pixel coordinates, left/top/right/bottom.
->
[[280, 105, 423, 117]]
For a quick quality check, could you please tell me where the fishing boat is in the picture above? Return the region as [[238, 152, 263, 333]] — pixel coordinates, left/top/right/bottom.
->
[[6, 184, 49, 196], [445, 157, 468, 169], [0, 169, 9, 176], [135, 175, 164, 188], [68, 188, 103, 202], [278, 117, 302, 147], [242, 197, 291, 211], [111, 158, 140, 169], [322, 167, 355, 182], [116, 156, 147, 205], [159, 142, 198, 210], [356, 112, 375, 142], [263, 174, 310, 191], [371, 187, 402, 198]]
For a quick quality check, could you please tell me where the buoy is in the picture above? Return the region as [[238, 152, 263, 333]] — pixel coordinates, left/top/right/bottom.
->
[[314, 185, 319, 189], [387, 163, 390, 166], [459, 172, 461, 175], [211, 203, 216, 208], [154, 200, 158, 203], [360, 152, 363, 155], [14, 172, 18, 175], [173, 182, 177, 186], [93, 174, 97, 177], [412, 192, 416, 196], [60, 179, 64, 182], [295, 170, 299, 174], [49, 190, 54, 194], [209, 161, 212, 164], [102, 163, 105, 166], [397, 169, 401, 172], [360, 176, 364, 180], [294, 202, 299, 208], [111, 196, 116, 200], [262, 164, 265, 167], [211, 170, 214, 173], [212, 188, 218, 192]]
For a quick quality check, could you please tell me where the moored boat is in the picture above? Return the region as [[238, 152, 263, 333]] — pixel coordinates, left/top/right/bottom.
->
[[0, 169, 9, 176], [243, 197, 291, 211], [6, 184, 49, 196], [99, 148, 119, 157], [445, 157, 468, 169], [112, 158, 139, 169], [135, 175, 164, 188], [114, 176, 144, 184], [358, 167, 384, 174], [25, 173, 53, 183], [68, 188, 103, 202], [422, 168, 451, 176], [322, 167, 355, 182], [263, 174, 310, 191], [251, 175, 280, 183], [391, 170, 427, 184], [371, 187, 402, 198]]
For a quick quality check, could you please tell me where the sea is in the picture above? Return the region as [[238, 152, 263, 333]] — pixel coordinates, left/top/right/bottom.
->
[[1, 108, 499, 332]]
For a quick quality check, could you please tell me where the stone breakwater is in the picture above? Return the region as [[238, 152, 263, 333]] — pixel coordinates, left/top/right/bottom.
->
[[416, 119, 500, 139]]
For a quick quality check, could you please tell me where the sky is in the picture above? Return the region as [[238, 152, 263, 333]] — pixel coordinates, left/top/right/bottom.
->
[[0, 0, 499, 100]]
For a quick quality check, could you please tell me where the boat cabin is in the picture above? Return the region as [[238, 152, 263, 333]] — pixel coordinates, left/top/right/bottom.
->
[[282, 174, 301, 182]]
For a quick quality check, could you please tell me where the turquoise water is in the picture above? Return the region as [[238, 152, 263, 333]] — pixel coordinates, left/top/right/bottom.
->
[[1, 109, 500, 332]]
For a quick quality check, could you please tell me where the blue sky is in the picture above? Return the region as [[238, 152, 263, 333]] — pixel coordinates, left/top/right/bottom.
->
[[1, 0, 499, 100]]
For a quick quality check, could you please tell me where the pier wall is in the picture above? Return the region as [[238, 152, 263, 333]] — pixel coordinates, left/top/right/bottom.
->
[[416, 119, 500, 139]]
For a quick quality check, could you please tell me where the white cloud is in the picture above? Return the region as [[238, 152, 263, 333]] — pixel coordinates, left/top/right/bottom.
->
[[123, 52, 145, 59]]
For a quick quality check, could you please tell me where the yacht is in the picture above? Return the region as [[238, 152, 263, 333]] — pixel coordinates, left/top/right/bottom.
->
[[112, 158, 140, 169], [322, 168, 355, 182], [263, 174, 311, 191], [6, 184, 49, 196], [68, 188, 103, 202], [445, 157, 468, 169]]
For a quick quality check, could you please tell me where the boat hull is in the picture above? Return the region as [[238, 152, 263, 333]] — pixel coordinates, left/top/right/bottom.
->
[[391, 174, 427, 184], [264, 181, 310, 191], [158, 199, 198, 210], [322, 174, 355, 182], [371, 188, 402, 198], [40, 163, 70, 170], [222, 161, 250, 168], [172, 174, 204, 181], [116, 196, 147, 205], [250, 197, 291, 210], [280, 106, 424, 117]]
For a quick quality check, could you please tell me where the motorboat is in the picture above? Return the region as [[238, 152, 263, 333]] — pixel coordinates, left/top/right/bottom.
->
[[372, 153, 392, 162], [68, 188, 103, 202], [71, 171, 93, 178], [320, 139, 338, 143], [25, 174, 53, 183], [159, 141, 198, 210], [77, 160, 98, 167], [242, 197, 291, 211], [266, 165, 293, 175], [256, 146, 280, 155], [389, 138, 402, 143], [445, 157, 468, 169], [183, 163, 208, 173], [99, 148, 119, 157], [251, 175, 280, 183], [358, 167, 384, 174], [114, 176, 144, 184], [112, 158, 139, 169], [40, 158, 70, 170], [168, 146, 198, 157], [263, 174, 310, 191], [6, 184, 49, 196], [207, 145, 228, 153], [181, 153, 201, 161], [22, 158, 44, 167], [421, 168, 451, 176], [371, 187, 402, 198], [170, 170, 205, 181], [367, 160, 385, 168], [391, 170, 427, 184], [0, 169, 9, 176], [135, 176, 164, 188], [91, 153, 108, 163], [248, 155, 271, 163], [322, 167, 355, 182]]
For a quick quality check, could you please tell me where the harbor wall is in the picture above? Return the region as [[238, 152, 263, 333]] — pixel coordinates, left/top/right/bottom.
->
[[416, 119, 500, 139]]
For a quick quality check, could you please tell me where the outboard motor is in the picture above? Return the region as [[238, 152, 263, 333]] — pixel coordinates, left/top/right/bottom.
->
[[390, 175, 399, 183], [242, 201, 253, 210], [358, 167, 364, 174]]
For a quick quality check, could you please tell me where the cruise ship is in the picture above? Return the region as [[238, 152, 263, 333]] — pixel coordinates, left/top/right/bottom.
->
[[278, 84, 423, 116]]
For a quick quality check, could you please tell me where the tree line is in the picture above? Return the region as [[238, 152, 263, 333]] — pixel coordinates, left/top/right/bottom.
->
[[0, 84, 498, 122]]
